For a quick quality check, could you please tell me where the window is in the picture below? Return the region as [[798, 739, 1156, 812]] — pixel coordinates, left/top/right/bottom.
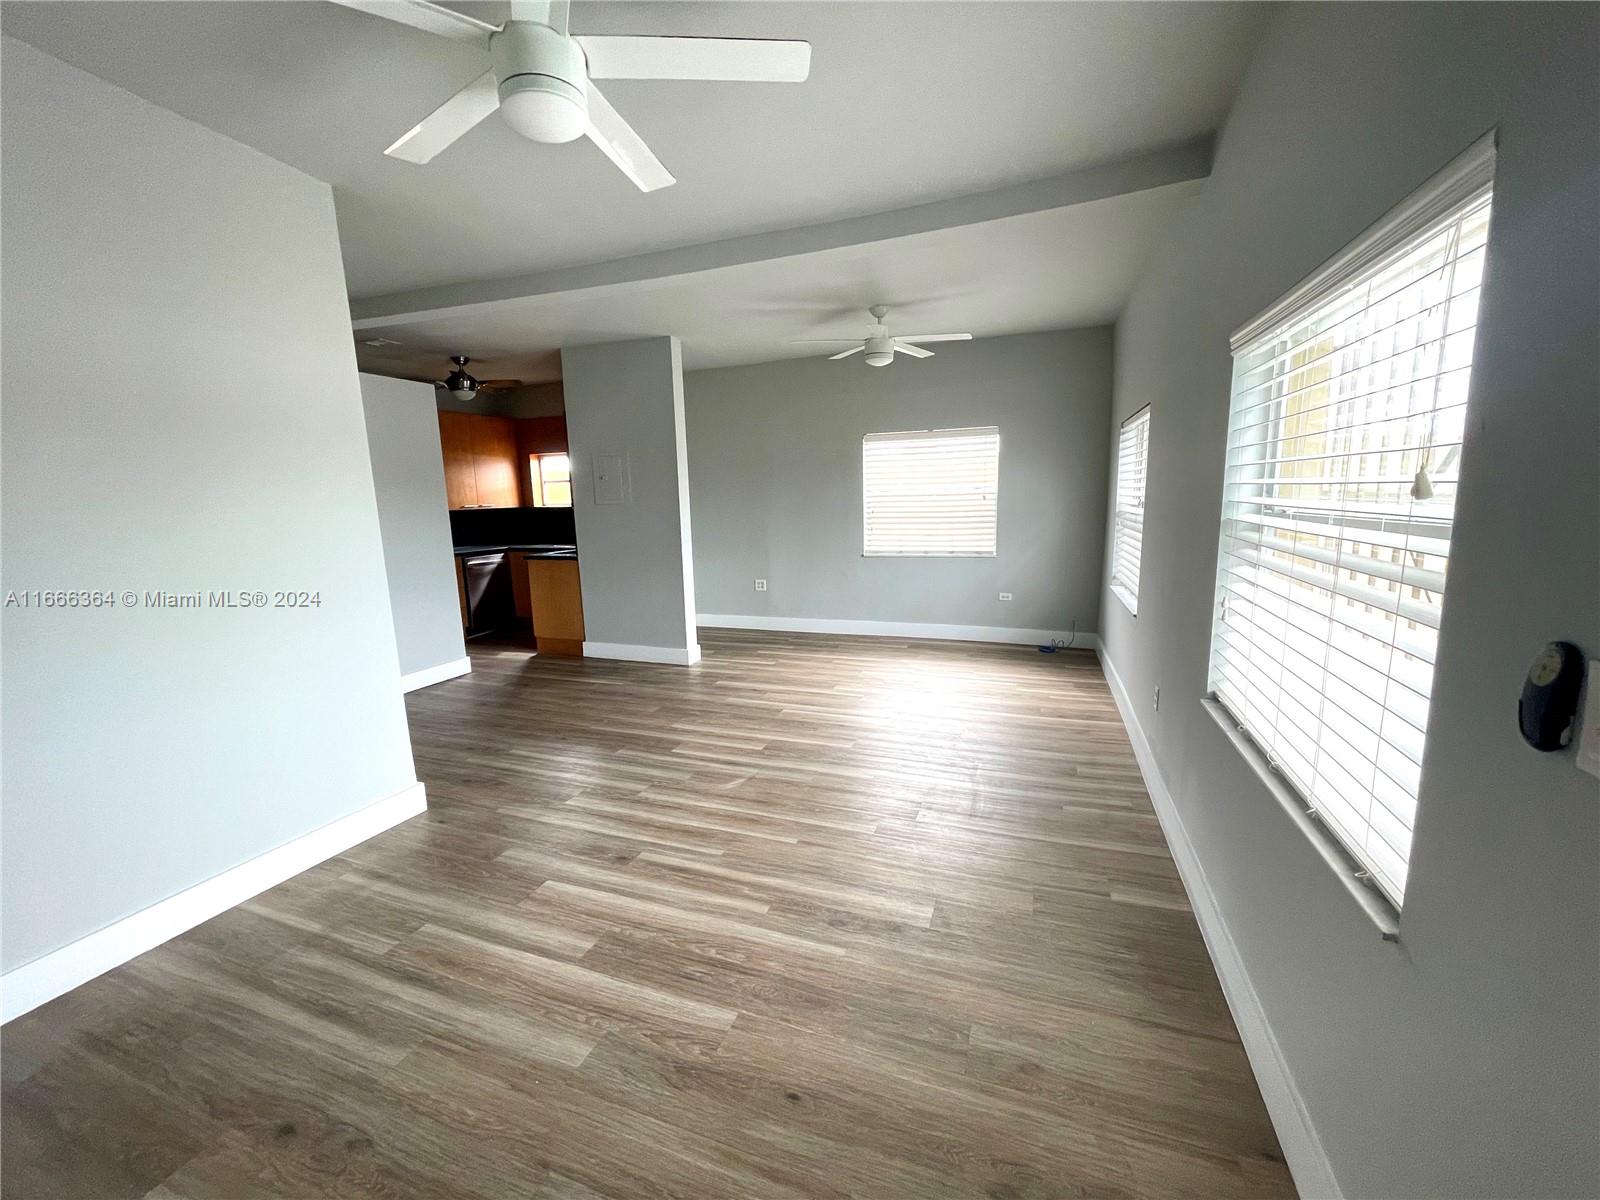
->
[[1111, 407, 1150, 613], [1208, 134, 1495, 908], [862, 427, 999, 557], [530, 452, 571, 507]]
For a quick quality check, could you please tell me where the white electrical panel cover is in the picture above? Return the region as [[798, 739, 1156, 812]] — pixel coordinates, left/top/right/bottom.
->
[[593, 453, 630, 505]]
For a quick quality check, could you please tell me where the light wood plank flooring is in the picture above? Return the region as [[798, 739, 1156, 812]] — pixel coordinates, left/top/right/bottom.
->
[[2, 629, 1295, 1199]]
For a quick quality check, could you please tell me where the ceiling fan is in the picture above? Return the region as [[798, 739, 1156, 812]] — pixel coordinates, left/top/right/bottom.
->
[[435, 356, 522, 399], [330, 0, 811, 191], [791, 306, 973, 367]]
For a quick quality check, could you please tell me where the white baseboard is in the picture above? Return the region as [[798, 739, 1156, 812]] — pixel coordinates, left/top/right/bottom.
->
[[0, 781, 427, 1024], [1096, 649, 1340, 1200], [697, 612, 1100, 651], [583, 641, 702, 666], [400, 656, 471, 693]]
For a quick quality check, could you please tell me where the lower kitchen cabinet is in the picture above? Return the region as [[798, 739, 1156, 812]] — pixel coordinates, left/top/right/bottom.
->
[[509, 552, 532, 619], [527, 559, 584, 657]]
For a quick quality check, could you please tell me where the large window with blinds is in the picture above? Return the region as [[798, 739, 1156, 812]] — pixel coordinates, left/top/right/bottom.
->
[[862, 427, 999, 557], [1111, 407, 1150, 613], [1208, 135, 1495, 908]]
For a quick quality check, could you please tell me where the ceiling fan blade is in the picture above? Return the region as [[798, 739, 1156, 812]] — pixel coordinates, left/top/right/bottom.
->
[[788, 338, 863, 344], [585, 84, 675, 191], [828, 346, 865, 360], [576, 36, 811, 82], [894, 333, 974, 344], [329, 0, 499, 46], [384, 70, 500, 163], [893, 341, 933, 358]]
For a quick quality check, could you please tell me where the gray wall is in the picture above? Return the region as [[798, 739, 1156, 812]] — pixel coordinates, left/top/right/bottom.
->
[[0, 37, 419, 973], [359, 374, 466, 678], [1096, 5, 1598, 1197], [684, 329, 1111, 637], [561, 337, 698, 657]]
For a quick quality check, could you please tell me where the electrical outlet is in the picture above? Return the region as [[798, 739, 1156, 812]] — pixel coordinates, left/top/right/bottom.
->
[[754, 579, 768, 592], [1153, 686, 1161, 711], [998, 592, 1013, 601]]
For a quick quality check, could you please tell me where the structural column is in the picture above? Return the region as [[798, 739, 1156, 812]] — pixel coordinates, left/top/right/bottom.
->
[[561, 336, 699, 664]]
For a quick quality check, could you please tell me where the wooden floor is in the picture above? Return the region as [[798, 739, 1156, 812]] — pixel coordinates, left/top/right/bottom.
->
[[2, 630, 1294, 1199]]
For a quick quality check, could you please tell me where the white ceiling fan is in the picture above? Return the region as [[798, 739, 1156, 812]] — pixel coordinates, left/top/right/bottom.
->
[[791, 306, 973, 367], [331, 0, 811, 191]]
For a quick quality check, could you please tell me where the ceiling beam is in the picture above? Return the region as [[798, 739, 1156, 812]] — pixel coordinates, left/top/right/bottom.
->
[[349, 137, 1212, 329]]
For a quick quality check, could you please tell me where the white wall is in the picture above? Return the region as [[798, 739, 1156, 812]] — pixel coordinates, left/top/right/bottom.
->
[[1097, 5, 1599, 1197], [359, 374, 466, 680], [561, 337, 698, 662], [0, 38, 420, 974], [684, 330, 1111, 640]]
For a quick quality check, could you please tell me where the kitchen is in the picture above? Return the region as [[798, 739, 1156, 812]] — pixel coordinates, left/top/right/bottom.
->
[[437, 389, 585, 656]]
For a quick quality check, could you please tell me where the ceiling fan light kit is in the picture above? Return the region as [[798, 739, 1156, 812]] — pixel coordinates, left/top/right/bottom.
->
[[333, 0, 811, 191], [492, 21, 588, 144], [443, 354, 479, 398]]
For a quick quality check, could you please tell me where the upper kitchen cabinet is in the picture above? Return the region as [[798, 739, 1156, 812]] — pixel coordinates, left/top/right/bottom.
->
[[471, 415, 520, 508], [438, 410, 478, 509], [438, 411, 520, 510]]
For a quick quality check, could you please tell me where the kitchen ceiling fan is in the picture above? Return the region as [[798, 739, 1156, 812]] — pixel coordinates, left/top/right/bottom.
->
[[330, 0, 811, 191], [791, 306, 973, 367], [435, 356, 522, 399]]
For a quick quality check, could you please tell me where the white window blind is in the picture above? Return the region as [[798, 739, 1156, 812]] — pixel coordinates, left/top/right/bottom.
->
[[863, 427, 999, 557], [1111, 407, 1150, 613], [1208, 136, 1495, 908]]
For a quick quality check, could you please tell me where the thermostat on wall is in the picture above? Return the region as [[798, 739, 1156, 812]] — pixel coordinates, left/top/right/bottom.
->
[[1518, 641, 1585, 752]]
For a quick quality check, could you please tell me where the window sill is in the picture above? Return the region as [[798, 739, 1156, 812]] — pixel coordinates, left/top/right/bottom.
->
[[1201, 697, 1401, 943], [1110, 583, 1139, 616]]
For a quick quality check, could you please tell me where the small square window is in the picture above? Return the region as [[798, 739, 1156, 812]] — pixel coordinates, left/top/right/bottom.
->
[[862, 427, 999, 557], [530, 453, 572, 508]]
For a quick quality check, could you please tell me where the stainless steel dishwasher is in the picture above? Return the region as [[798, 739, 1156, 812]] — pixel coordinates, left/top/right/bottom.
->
[[462, 553, 515, 638]]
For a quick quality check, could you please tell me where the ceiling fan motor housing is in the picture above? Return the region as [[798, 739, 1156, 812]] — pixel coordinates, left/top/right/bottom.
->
[[864, 336, 894, 367], [491, 22, 589, 144], [444, 355, 479, 398]]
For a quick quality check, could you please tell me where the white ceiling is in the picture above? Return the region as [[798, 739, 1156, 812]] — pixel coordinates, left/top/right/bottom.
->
[[2, 1, 1270, 382], [353, 178, 1200, 384], [1, 1, 1269, 298]]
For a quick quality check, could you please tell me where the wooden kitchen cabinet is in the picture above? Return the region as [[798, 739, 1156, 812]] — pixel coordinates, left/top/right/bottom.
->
[[472, 416, 520, 508], [437, 411, 520, 510], [438, 411, 479, 509], [509, 551, 532, 619], [528, 558, 584, 657]]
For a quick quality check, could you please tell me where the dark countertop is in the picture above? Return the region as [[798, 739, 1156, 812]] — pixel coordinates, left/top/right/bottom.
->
[[453, 543, 577, 559]]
